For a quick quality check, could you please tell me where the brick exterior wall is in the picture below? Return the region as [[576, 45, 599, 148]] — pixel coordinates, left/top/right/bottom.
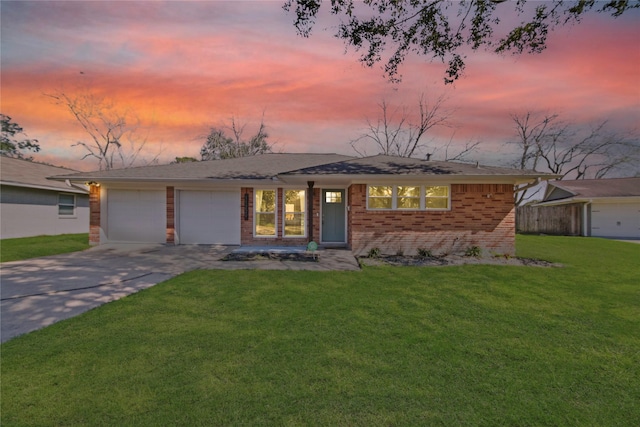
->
[[348, 183, 516, 256], [166, 186, 175, 244], [89, 184, 101, 245], [89, 183, 516, 253], [312, 188, 321, 242], [240, 187, 317, 246]]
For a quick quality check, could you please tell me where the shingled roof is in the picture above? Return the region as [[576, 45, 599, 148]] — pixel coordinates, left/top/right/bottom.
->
[[545, 177, 640, 201], [50, 153, 552, 184], [50, 154, 355, 181], [1, 156, 87, 194], [282, 155, 544, 177]]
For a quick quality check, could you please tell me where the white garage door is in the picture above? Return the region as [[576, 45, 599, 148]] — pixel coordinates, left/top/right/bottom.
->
[[107, 190, 166, 243], [591, 202, 640, 238], [178, 190, 240, 244]]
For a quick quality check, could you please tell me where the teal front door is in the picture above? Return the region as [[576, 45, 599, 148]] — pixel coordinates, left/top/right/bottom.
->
[[322, 189, 346, 242]]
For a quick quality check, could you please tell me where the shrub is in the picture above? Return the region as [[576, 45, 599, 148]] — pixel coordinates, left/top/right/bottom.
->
[[417, 248, 432, 258], [465, 246, 482, 257], [367, 247, 381, 258]]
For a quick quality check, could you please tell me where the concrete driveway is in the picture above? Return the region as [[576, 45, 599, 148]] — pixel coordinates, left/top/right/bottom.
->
[[0, 244, 236, 343], [1, 244, 359, 343]]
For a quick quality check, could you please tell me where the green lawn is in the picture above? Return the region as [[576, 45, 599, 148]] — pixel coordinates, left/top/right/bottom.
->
[[0, 233, 89, 262], [2, 236, 639, 426]]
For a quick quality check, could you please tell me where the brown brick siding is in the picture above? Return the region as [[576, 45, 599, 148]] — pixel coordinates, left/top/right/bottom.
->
[[348, 183, 516, 256], [312, 188, 320, 241], [89, 184, 101, 245], [166, 186, 175, 244]]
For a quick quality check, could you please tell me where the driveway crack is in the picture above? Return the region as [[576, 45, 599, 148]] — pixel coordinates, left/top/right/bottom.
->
[[0, 272, 156, 301]]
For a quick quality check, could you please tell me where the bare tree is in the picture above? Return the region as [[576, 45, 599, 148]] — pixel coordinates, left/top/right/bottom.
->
[[47, 91, 159, 170], [510, 111, 640, 205], [200, 115, 272, 160], [350, 93, 478, 161], [441, 132, 481, 162]]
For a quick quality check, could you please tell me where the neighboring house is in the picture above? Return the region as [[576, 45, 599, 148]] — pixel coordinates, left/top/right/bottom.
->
[[536, 177, 640, 239], [0, 157, 89, 239], [51, 153, 553, 256]]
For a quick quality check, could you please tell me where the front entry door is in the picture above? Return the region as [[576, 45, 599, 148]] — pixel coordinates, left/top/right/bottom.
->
[[322, 189, 346, 243]]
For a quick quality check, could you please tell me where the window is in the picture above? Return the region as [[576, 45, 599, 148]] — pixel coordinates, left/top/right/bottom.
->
[[255, 190, 276, 236], [368, 186, 392, 209], [397, 186, 420, 209], [425, 186, 449, 209], [366, 185, 450, 210], [58, 193, 76, 216], [284, 190, 306, 237], [325, 191, 342, 204]]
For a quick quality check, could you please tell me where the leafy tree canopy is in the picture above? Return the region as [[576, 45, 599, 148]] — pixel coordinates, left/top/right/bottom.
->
[[0, 114, 41, 160], [284, 0, 639, 83]]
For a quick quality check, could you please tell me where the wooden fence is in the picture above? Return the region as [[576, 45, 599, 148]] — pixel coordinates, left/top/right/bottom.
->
[[516, 204, 582, 236]]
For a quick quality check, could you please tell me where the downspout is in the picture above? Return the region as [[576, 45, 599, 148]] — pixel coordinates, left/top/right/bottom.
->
[[583, 200, 592, 237], [307, 181, 314, 242]]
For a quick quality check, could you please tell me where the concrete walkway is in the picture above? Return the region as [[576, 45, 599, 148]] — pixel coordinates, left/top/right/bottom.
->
[[1, 244, 359, 342]]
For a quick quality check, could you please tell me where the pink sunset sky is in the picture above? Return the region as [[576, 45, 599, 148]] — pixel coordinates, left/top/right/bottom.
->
[[1, 1, 639, 172]]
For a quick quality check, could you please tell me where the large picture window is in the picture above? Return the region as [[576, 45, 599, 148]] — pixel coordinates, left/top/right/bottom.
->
[[367, 185, 450, 211], [255, 190, 276, 236], [58, 193, 76, 216], [284, 190, 306, 237]]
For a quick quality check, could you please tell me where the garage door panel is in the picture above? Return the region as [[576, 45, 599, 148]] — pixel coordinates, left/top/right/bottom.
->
[[107, 190, 166, 243], [179, 190, 240, 244], [591, 203, 640, 238]]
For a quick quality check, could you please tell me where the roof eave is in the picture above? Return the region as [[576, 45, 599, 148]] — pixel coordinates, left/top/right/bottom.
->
[[536, 195, 640, 206], [1, 180, 88, 194], [50, 176, 284, 186], [281, 173, 551, 185]]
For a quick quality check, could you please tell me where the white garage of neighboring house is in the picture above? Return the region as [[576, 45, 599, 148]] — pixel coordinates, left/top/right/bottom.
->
[[538, 177, 640, 239]]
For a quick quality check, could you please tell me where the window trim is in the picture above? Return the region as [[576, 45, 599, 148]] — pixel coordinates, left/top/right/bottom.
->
[[58, 193, 77, 218], [366, 184, 451, 211], [254, 189, 277, 237], [283, 189, 307, 238]]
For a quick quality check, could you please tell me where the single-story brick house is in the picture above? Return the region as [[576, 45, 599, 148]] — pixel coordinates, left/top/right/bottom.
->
[[50, 153, 553, 256], [536, 177, 640, 239], [1, 156, 89, 239]]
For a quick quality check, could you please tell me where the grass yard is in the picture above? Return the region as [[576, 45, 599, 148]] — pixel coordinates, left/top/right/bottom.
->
[[2, 236, 639, 425], [0, 233, 89, 262]]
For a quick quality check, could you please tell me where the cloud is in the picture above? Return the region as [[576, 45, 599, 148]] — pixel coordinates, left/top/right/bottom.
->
[[1, 1, 638, 171]]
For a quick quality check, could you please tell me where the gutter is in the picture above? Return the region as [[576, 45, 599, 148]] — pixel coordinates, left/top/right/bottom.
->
[[536, 195, 640, 207], [0, 180, 88, 194], [583, 200, 591, 237], [516, 177, 541, 193]]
